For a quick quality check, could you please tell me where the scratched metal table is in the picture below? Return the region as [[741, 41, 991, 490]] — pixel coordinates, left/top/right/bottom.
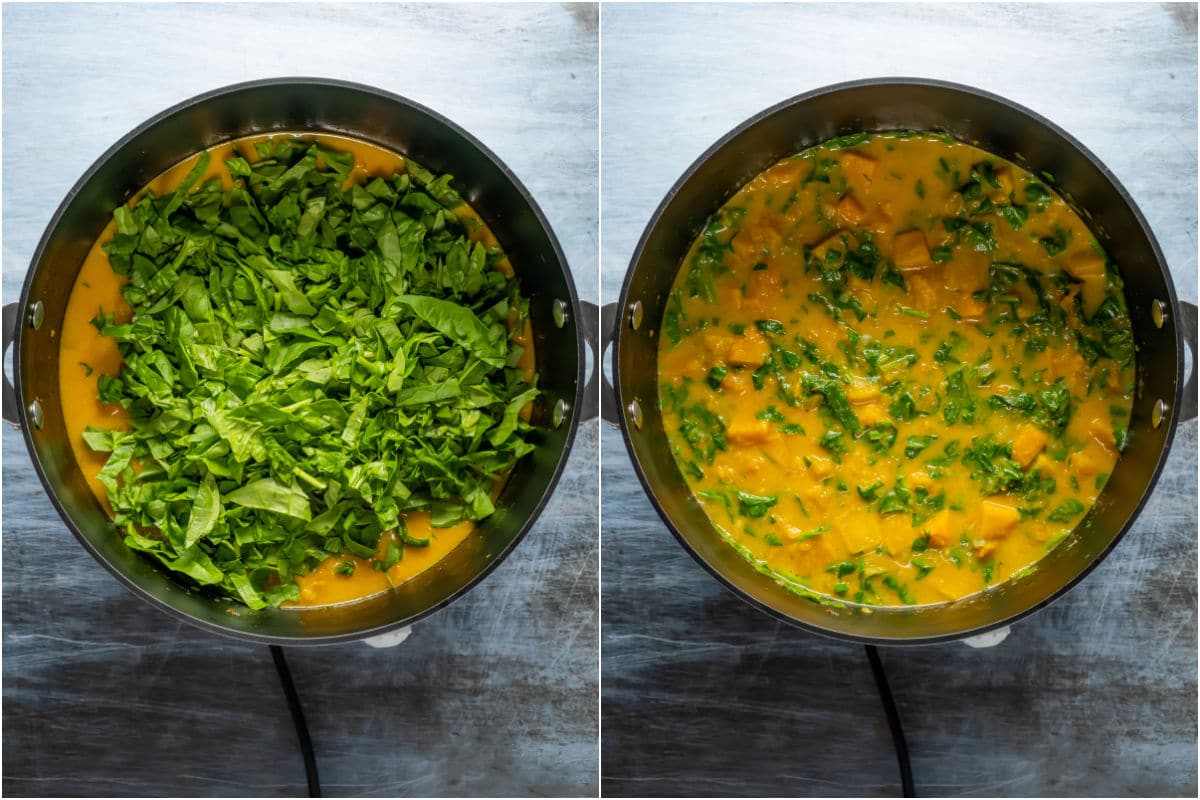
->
[[2, 3, 598, 797], [600, 3, 1197, 797]]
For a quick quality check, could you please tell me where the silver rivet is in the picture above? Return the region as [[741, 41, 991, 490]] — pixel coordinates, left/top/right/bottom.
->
[[28, 301, 43, 330], [1152, 398, 1167, 429], [552, 398, 569, 428], [629, 301, 643, 330], [627, 398, 643, 430], [1152, 299, 1168, 329], [27, 400, 43, 429], [552, 299, 569, 329]]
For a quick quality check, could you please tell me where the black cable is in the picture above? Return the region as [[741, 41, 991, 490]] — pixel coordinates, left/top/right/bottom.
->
[[865, 644, 915, 798], [269, 644, 322, 797]]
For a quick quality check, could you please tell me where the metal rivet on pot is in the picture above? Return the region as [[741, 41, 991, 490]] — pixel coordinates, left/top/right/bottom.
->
[[552, 398, 569, 429], [28, 301, 43, 330], [27, 400, 43, 429], [1152, 398, 1167, 429], [627, 398, 643, 430], [552, 299, 569, 329], [1152, 299, 1167, 329], [629, 301, 643, 330]]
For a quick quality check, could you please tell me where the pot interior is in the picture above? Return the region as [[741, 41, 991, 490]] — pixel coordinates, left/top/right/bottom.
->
[[17, 80, 582, 643], [616, 79, 1184, 643]]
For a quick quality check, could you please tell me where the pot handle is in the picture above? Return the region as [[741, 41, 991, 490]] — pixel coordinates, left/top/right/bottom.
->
[[2, 302, 19, 429], [579, 301, 618, 425], [361, 625, 412, 649], [961, 626, 1010, 648], [1178, 300, 1197, 422]]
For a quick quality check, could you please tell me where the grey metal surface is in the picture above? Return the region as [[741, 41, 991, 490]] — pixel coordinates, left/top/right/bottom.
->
[[600, 3, 1197, 797], [2, 3, 598, 797]]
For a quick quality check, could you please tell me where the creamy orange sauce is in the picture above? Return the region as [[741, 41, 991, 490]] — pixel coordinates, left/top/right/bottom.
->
[[658, 132, 1134, 606], [58, 132, 533, 609], [293, 512, 475, 606]]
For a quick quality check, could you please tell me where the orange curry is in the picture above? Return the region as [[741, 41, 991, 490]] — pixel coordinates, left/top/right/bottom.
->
[[657, 131, 1135, 606]]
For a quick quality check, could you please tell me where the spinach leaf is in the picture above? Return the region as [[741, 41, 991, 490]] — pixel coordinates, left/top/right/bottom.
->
[[184, 474, 222, 549], [1046, 499, 1086, 523], [737, 491, 778, 519], [998, 204, 1028, 231], [756, 405, 786, 422], [755, 319, 787, 335], [688, 206, 743, 303], [802, 374, 860, 434], [393, 295, 505, 368], [904, 435, 939, 459]]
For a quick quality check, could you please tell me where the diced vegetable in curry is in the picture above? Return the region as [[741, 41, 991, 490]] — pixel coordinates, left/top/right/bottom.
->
[[657, 131, 1135, 606]]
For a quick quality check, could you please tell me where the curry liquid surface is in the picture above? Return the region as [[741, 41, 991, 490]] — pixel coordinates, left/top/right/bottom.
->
[[657, 132, 1134, 606], [59, 132, 532, 608]]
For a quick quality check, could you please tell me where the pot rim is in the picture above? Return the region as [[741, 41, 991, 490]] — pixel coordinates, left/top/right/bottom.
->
[[613, 76, 1184, 646], [14, 76, 586, 645]]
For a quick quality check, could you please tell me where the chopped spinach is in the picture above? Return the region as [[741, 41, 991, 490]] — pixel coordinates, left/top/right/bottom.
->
[[987, 378, 1072, 435], [87, 139, 539, 608], [904, 434, 939, 459], [801, 374, 860, 434], [1038, 228, 1069, 256], [1046, 498, 1086, 523], [756, 405, 786, 422], [861, 422, 898, 454], [826, 132, 872, 150], [857, 480, 884, 502], [737, 491, 778, 519], [755, 319, 787, 335], [819, 429, 849, 456], [678, 403, 728, 467], [687, 206, 744, 302], [998, 203, 1028, 231]]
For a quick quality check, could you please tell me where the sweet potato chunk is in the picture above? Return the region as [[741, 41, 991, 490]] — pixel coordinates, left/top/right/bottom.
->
[[952, 294, 989, 320], [845, 376, 881, 404], [1069, 449, 1100, 481], [726, 414, 774, 446], [835, 194, 865, 226], [807, 456, 835, 479], [905, 272, 939, 310], [974, 540, 999, 559], [893, 229, 933, 271], [922, 510, 956, 549], [744, 267, 783, 313], [856, 401, 886, 427], [908, 471, 934, 491], [979, 500, 1021, 539], [810, 231, 847, 261], [727, 333, 770, 367], [723, 371, 750, 396], [701, 331, 733, 360], [1011, 425, 1048, 468], [840, 152, 877, 183], [1051, 346, 1087, 380]]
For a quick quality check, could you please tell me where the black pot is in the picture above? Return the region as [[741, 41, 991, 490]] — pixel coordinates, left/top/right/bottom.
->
[[611, 78, 1197, 645], [3, 78, 596, 645]]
